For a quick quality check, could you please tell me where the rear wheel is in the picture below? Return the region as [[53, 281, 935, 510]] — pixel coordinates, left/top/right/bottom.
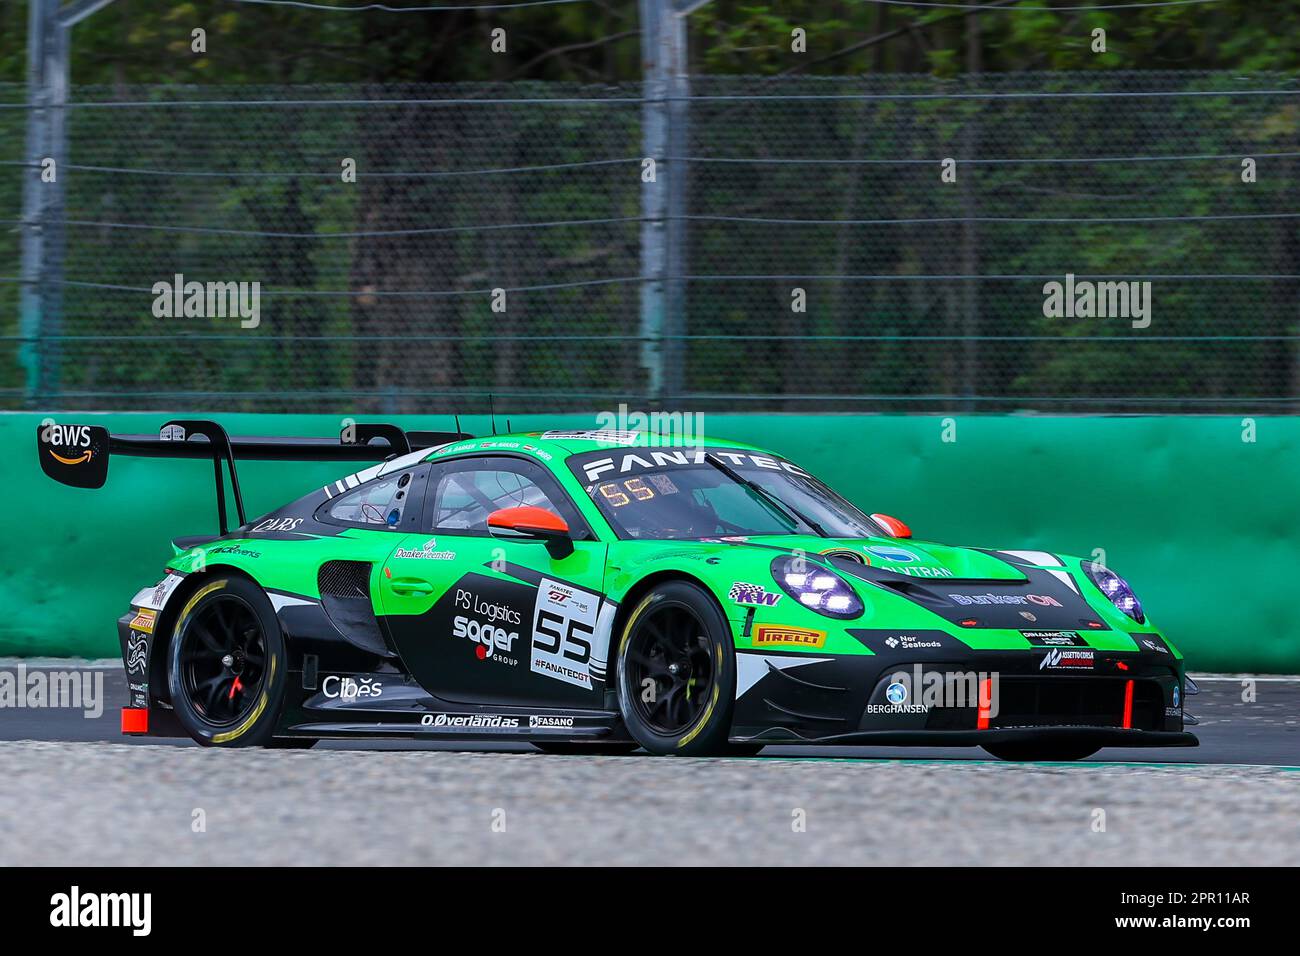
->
[[982, 742, 1100, 762], [616, 581, 737, 757], [167, 577, 288, 748]]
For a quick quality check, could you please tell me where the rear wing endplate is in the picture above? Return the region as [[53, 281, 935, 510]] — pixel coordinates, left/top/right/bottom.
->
[[37, 419, 471, 536]]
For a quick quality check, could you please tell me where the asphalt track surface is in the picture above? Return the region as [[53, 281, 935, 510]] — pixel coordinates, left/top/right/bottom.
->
[[1, 663, 1296, 865]]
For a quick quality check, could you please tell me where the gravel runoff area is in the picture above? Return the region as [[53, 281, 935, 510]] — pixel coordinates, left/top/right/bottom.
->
[[0, 742, 1296, 866]]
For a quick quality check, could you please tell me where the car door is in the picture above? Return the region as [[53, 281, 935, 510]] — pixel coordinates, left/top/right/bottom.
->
[[378, 454, 613, 709]]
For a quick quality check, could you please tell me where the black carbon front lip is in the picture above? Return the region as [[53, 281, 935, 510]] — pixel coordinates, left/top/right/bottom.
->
[[732, 727, 1199, 748]]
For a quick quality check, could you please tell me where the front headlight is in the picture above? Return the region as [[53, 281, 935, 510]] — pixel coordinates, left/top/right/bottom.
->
[[1082, 560, 1145, 624], [770, 555, 864, 619]]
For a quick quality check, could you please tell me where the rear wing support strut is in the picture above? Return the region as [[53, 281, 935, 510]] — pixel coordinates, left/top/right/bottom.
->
[[160, 420, 245, 536]]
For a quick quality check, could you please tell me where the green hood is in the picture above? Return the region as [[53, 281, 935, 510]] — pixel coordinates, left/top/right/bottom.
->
[[724, 535, 1027, 581]]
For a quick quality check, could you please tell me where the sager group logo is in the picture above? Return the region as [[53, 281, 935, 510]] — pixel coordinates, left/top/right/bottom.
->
[[49, 886, 151, 936]]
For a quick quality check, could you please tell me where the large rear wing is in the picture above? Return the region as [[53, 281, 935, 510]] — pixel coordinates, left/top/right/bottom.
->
[[37, 418, 471, 535]]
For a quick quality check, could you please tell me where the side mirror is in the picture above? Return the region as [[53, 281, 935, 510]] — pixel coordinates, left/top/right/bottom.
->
[[871, 513, 912, 539], [488, 506, 574, 558]]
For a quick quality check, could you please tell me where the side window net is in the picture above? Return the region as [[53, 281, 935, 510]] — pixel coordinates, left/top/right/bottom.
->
[[327, 472, 413, 527]]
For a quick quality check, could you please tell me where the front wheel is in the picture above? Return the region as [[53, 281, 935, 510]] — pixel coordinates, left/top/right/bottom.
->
[[616, 581, 738, 756], [982, 741, 1100, 762], [167, 576, 288, 747]]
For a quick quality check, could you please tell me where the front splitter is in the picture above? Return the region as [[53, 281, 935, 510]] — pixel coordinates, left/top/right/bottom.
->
[[733, 726, 1198, 748]]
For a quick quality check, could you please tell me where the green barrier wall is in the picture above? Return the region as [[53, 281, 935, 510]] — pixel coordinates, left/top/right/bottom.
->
[[4, 412, 1296, 673]]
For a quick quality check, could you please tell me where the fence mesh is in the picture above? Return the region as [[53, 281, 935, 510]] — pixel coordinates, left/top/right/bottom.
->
[[2, 70, 1298, 413]]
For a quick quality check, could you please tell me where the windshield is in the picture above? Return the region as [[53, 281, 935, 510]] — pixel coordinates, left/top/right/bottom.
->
[[568, 447, 884, 540]]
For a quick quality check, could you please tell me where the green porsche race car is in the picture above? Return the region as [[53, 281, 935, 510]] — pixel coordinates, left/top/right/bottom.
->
[[37, 419, 1197, 760]]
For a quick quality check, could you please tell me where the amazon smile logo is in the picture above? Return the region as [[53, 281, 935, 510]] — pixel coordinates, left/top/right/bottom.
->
[[48, 448, 93, 465]]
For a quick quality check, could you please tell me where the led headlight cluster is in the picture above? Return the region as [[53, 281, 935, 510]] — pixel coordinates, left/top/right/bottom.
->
[[770, 555, 864, 619], [1082, 560, 1145, 624]]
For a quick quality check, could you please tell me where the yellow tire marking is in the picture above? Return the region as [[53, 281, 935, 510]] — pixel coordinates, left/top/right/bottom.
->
[[213, 656, 276, 745], [676, 641, 724, 749]]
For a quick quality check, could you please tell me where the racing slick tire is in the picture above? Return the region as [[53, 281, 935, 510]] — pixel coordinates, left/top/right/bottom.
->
[[167, 576, 289, 748], [615, 580, 738, 757], [981, 742, 1100, 762]]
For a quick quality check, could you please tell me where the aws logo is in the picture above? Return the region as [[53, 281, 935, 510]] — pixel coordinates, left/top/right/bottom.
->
[[37, 422, 110, 488], [42, 423, 94, 464]]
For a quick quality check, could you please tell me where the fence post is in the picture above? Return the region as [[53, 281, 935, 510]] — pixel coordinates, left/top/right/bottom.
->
[[19, 0, 65, 407], [20, 0, 118, 408], [638, 0, 668, 406], [639, 0, 696, 408], [660, 0, 693, 407]]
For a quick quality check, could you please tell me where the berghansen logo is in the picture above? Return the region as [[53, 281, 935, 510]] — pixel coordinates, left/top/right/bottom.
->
[[49, 886, 151, 936], [885, 681, 908, 704]]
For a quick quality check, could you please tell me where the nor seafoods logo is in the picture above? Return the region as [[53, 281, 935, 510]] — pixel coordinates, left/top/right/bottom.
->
[[884, 634, 944, 650], [753, 625, 826, 649]]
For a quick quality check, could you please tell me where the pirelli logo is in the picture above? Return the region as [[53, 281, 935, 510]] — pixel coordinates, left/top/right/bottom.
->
[[753, 625, 826, 649]]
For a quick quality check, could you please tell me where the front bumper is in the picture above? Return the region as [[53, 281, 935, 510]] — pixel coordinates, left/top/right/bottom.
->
[[731, 640, 1191, 746]]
